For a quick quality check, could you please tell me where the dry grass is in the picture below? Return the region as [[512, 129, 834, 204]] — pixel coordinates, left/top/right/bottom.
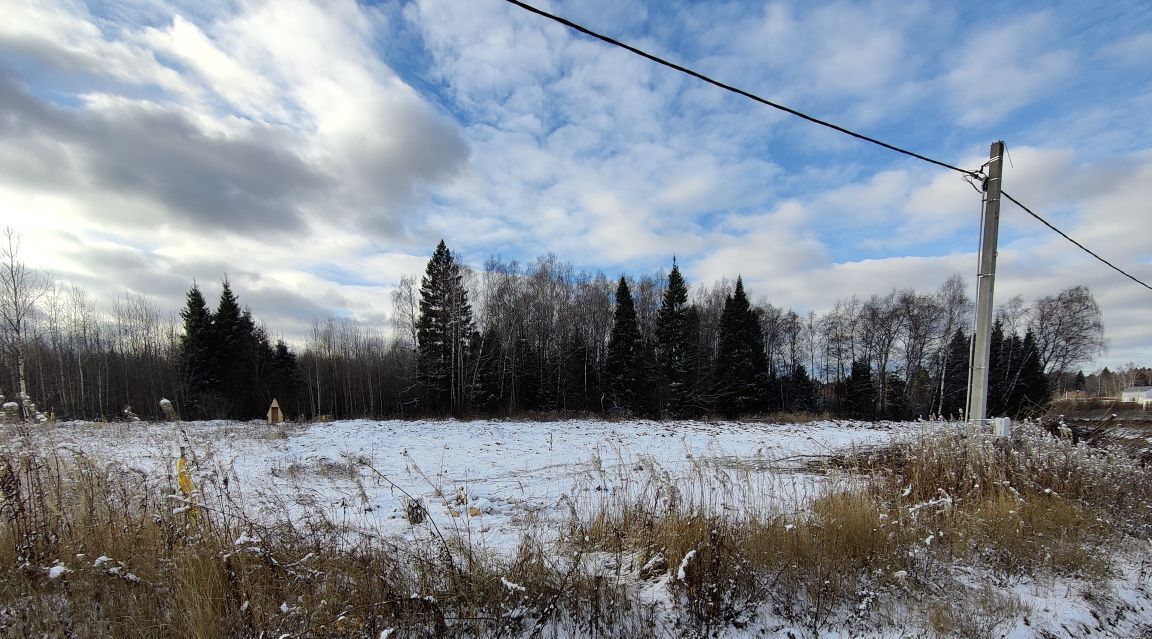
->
[[1, 420, 1150, 637], [574, 420, 1152, 635], [0, 445, 651, 638]]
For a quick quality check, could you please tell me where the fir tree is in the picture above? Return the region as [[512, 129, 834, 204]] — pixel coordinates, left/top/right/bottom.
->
[[714, 277, 767, 415], [416, 240, 475, 415], [655, 262, 699, 417], [604, 277, 642, 411]]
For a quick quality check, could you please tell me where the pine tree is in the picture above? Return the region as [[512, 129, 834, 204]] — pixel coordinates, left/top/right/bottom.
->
[[179, 284, 215, 418], [714, 277, 766, 415], [605, 277, 642, 411], [416, 240, 475, 415], [655, 262, 699, 417]]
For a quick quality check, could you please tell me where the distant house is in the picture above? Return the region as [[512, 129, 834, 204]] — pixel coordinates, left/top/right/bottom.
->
[[1120, 386, 1152, 406]]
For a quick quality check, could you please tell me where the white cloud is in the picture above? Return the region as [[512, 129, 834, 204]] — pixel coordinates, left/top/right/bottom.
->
[[0, 0, 1147, 372], [941, 13, 1075, 126]]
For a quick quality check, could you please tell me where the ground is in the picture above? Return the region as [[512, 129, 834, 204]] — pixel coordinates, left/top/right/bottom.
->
[[5, 418, 1151, 638]]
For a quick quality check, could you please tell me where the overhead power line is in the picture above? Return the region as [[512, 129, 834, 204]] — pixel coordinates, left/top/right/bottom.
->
[[503, 0, 977, 177], [504, 0, 1152, 294], [1001, 190, 1152, 292]]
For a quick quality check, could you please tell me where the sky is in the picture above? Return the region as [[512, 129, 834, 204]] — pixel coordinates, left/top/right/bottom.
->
[[0, 0, 1149, 370]]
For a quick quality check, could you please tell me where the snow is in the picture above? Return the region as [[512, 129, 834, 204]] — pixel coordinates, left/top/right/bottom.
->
[[500, 576, 526, 592], [235, 532, 262, 546], [676, 549, 697, 581], [17, 418, 922, 554], [11, 417, 1152, 637]]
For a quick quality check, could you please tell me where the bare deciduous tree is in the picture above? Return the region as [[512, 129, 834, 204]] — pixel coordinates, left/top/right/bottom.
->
[[1028, 285, 1107, 378], [0, 227, 50, 407]]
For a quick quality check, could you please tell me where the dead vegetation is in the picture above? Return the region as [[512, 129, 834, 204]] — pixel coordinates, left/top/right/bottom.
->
[[0, 420, 1149, 637]]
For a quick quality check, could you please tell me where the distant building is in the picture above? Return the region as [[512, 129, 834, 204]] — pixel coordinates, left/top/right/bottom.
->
[[1120, 386, 1152, 406], [267, 398, 285, 423]]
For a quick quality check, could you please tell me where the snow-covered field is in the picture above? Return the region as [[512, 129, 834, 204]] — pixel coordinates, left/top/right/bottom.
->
[[8, 418, 1152, 638], [31, 418, 923, 552]]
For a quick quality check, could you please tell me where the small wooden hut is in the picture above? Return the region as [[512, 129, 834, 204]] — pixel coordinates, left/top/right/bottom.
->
[[266, 398, 285, 424]]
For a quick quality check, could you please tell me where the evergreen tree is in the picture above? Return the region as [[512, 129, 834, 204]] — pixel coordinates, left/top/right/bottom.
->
[[786, 364, 818, 413], [179, 284, 215, 418], [211, 281, 270, 418], [845, 359, 876, 420], [940, 329, 970, 419], [269, 338, 300, 418], [714, 277, 767, 415], [604, 277, 642, 411], [1015, 329, 1050, 415], [469, 326, 503, 414], [655, 262, 699, 417], [416, 240, 475, 415], [883, 372, 907, 420], [987, 320, 1007, 416], [1074, 370, 1086, 391]]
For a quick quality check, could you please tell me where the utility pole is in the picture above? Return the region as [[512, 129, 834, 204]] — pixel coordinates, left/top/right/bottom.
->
[[966, 141, 1005, 425]]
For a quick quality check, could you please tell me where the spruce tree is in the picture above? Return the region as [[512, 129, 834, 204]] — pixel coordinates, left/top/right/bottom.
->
[[787, 364, 818, 412], [605, 277, 641, 411], [179, 284, 215, 418], [270, 338, 299, 417], [987, 320, 1007, 416], [940, 329, 967, 419], [470, 326, 503, 413], [940, 329, 970, 419], [845, 359, 876, 420], [1074, 370, 1086, 391], [655, 262, 699, 417], [212, 281, 268, 418], [715, 277, 767, 415], [416, 240, 475, 415], [1017, 329, 1050, 415]]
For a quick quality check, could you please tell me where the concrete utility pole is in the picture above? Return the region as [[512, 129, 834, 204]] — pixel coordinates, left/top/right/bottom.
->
[[966, 141, 1005, 425]]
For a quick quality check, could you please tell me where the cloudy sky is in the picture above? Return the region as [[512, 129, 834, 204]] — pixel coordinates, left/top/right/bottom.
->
[[1, 0, 1149, 369]]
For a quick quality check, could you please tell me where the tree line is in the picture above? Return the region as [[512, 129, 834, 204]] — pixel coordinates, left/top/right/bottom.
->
[[1, 232, 1109, 422]]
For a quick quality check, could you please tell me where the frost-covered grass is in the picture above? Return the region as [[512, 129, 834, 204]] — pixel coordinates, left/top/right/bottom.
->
[[0, 418, 1149, 638]]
